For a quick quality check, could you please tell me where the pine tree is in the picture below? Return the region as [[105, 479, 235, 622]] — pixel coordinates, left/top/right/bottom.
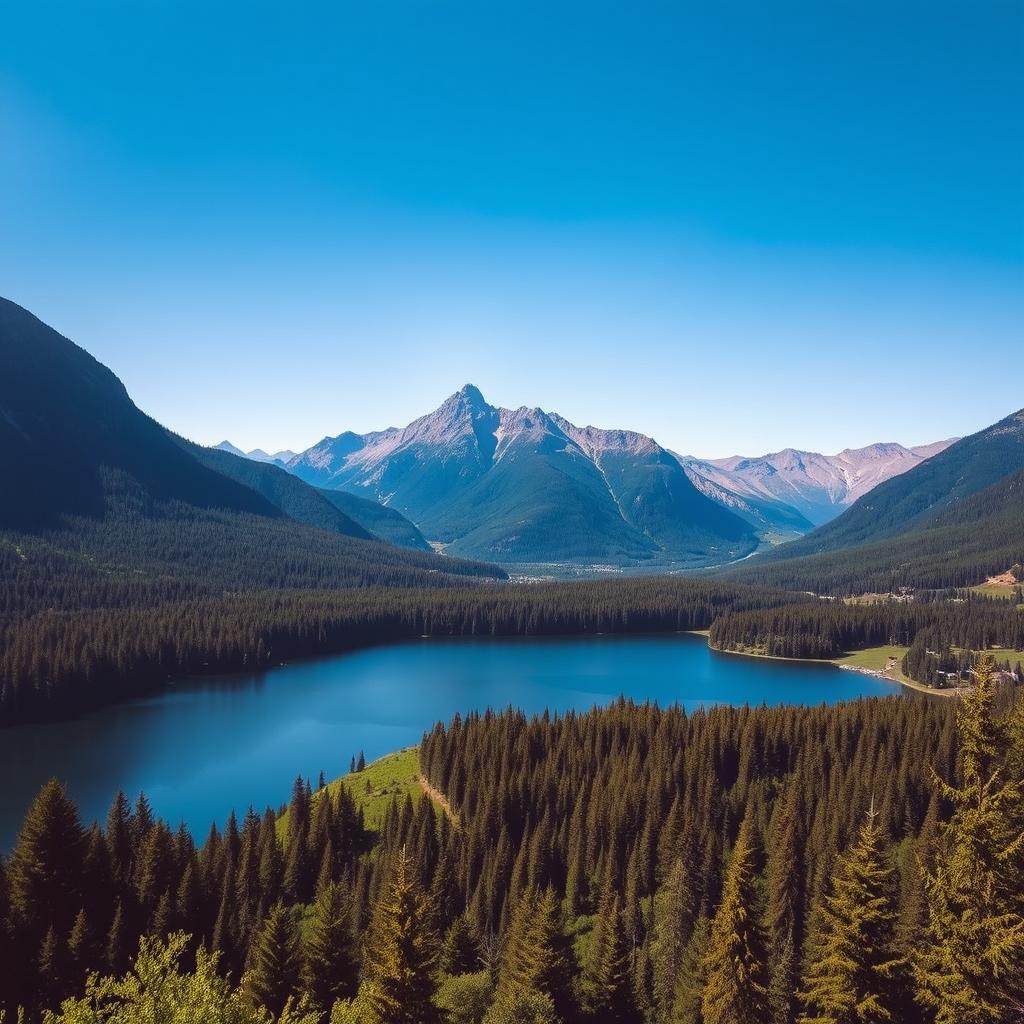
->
[[583, 889, 636, 1024], [497, 888, 572, 1016], [701, 816, 769, 1024], [915, 658, 1024, 1023], [303, 881, 359, 1012], [440, 915, 480, 975], [38, 924, 68, 1001], [798, 804, 903, 1023], [671, 914, 710, 1024], [650, 857, 696, 1021], [106, 900, 129, 974], [68, 907, 96, 980], [363, 847, 443, 1024], [7, 779, 87, 941], [765, 782, 803, 1024], [244, 901, 303, 1017]]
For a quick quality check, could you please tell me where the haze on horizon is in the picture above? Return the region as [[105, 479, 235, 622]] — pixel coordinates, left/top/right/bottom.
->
[[1, 1, 1021, 458]]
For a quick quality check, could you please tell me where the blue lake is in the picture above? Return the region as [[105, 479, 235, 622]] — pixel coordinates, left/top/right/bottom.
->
[[0, 633, 896, 849]]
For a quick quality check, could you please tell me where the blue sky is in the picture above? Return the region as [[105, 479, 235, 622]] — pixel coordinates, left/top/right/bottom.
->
[[2, 1, 1021, 456]]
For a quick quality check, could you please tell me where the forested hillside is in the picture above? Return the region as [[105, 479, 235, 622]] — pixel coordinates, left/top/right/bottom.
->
[[709, 596, 1024, 684], [3, 664, 1021, 1023], [721, 450, 1024, 595], [0, 576, 799, 722]]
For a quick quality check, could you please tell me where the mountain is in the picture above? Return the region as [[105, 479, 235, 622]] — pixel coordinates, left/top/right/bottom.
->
[[213, 439, 247, 457], [316, 488, 431, 551], [0, 297, 504, 589], [721, 409, 1024, 592], [286, 385, 757, 565], [214, 442, 297, 467], [676, 463, 816, 540], [678, 439, 957, 529], [245, 447, 297, 466]]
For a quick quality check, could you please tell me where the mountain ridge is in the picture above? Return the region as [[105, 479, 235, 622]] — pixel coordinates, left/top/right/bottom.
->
[[285, 384, 757, 565]]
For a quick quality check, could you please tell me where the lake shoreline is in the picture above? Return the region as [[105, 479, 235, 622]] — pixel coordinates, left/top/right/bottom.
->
[[705, 638, 962, 698]]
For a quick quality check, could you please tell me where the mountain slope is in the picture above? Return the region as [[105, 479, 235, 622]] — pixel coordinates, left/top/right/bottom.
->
[[678, 440, 957, 528], [677, 460, 816, 538], [287, 385, 757, 565], [0, 298, 282, 530], [720, 409, 1024, 592], [762, 410, 1024, 559], [720, 467, 1024, 594], [186, 442, 375, 540], [316, 487, 431, 551]]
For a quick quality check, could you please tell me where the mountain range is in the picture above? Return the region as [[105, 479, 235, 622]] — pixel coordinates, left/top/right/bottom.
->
[[677, 439, 957, 538], [5, 294, 1020, 588], [280, 385, 759, 565], [226, 387, 956, 566], [723, 408, 1024, 592], [0, 297, 501, 594]]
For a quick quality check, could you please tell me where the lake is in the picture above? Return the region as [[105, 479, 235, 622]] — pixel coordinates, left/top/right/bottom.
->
[[0, 633, 896, 849]]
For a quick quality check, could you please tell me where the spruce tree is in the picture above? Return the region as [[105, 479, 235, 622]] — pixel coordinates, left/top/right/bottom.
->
[[363, 847, 443, 1024], [671, 914, 710, 1024], [650, 857, 696, 1021], [497, 888, 572, 1017], [244, 901, 303, 1016], [701, 816, 769, 1024], [440, 915, 481, 975], [106, 900, 129, 974], [915, 659, 1024, 1023], [798, 804, 903, 1024], [7, 779, 87, 941], [583, 889, 636, 1024], [303, 881, 359, 1012]]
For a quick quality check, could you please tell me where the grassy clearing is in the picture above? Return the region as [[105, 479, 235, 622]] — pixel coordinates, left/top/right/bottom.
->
[[969, 582, 1018, 599], [951, 645, 1023, 663], [833, 645, 916, 686], [278, 746, 439, 838]]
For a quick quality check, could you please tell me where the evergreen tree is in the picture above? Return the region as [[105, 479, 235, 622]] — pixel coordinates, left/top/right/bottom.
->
[[798, 804, 903, 1023], [583, 888, 636, 1024], [68, 907, 96, 980], [651, 857, 696, 1021], [106, 900, 130, 974], [244, 901, 303, 1017], [440, 915, 481, 975], [303, 881, 359, 1012], [701, 816, 769, 1024], [363, 847, 443, 1024], [671, 914, 710, 1024], [7, 779, 87, 941], [497, 888, 572, 1016], [915, 658, 1024, 1023]]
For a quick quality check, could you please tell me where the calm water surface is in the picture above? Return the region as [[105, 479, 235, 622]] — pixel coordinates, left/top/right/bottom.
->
[[0, 633, 896, 848]]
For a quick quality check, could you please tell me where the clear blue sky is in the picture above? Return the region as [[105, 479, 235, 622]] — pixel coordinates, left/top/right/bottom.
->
[[2, 1, 1021, 456]]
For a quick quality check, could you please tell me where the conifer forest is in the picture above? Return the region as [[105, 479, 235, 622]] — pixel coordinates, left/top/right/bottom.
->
[[2, 658, 1022, 1023]]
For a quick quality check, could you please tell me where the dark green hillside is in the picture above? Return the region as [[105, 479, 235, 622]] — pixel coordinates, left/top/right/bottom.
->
[[437, 439, 662, 561], [722, 467, 1024, 594], [186, 441, 375, 540], [0, 297, 279, 529], [316, 487, 431, 550]]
